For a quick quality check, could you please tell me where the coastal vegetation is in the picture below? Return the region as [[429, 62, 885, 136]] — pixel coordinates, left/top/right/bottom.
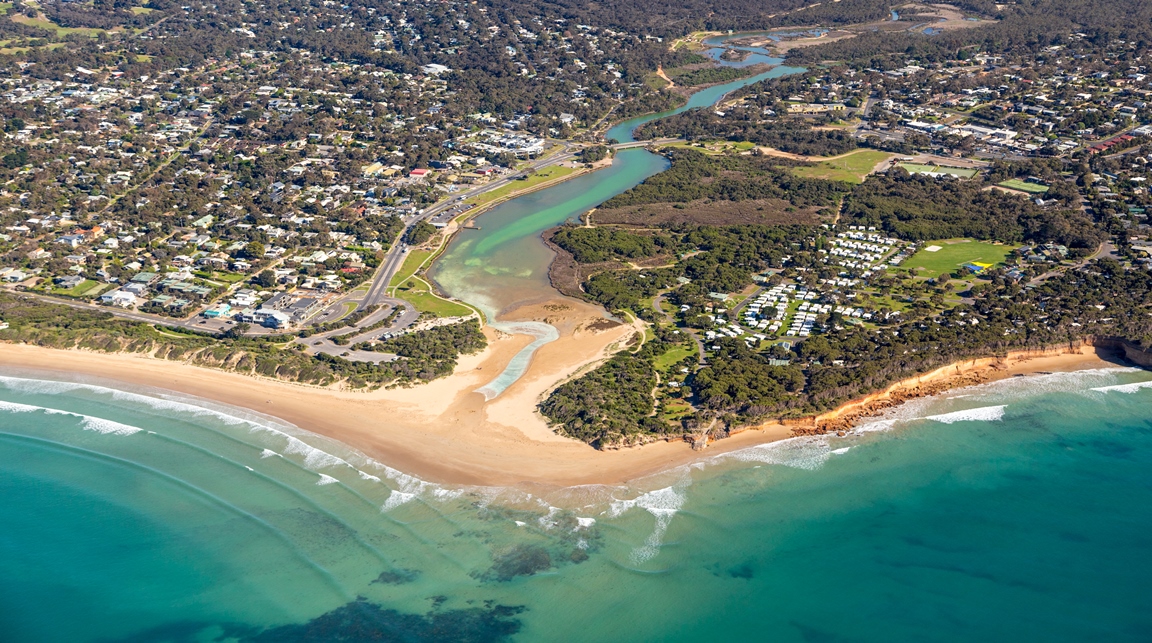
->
[[598, 148, 849, 212], [0, 294, 485, 389], [635, 112, 859, 156], [664, 64, 763, 88], [842, 172, 1103, 254], [405, 221, 438, 246], [545, 249, 1152, 447], [549, 227, 674, 264], [539, 327, 691, 447], [539, 138, 1152, 447]]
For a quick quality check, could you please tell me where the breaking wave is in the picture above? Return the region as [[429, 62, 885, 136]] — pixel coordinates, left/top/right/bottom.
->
[[3, 363, 1149, 570], [608, 480, 690, 565], [1090, 380, 1152, 394], [0, 399, 142, 436], [708, 435, 835, 471], [925, 405, 1007, 424], [0, 373, 471, 512]]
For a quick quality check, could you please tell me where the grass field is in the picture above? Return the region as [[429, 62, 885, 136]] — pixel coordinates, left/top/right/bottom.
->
[[653, 344, 696, 372], [395, 277, 476, 318], [791, 150, 895, 184], [388, 248, 434, 291], [660, 400, 694, 422], [904, 239, 1014, 279], [48, 279, 105, 297], [898, 163, 980, 178], [997, 179, 1049, 194], [467, 165, 577, 208], [194, 270, 247, 283], [12, 13, 106, 37]]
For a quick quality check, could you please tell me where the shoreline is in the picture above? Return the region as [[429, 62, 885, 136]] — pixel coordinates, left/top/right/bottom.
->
[[0, 339, 1136, 488]]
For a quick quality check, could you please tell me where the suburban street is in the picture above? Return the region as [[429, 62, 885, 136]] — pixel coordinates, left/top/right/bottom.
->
[[12, 133, 689, 359], [11, 139, 600, 350]]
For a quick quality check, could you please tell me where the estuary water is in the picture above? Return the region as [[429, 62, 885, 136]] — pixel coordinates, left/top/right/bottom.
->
[[4, 366, 1152, 641], [430, 57, 803, 398]]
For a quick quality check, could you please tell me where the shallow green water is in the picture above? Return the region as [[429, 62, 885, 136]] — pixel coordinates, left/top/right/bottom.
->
[[428, 149, 669, 320], [605, 61, 804, 144], [4, 367, 1152, 641]]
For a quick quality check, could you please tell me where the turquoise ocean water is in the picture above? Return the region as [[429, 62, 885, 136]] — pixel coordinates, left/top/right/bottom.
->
[[3, 366, 1152, 642]]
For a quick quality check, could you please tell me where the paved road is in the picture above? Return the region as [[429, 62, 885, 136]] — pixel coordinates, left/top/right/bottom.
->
[[1028, 241, 1118, 286], [609, 138, 685, 150], [346, 139, 580, 316], [298, 140, 581, 360], [306, 302, 421, 362]]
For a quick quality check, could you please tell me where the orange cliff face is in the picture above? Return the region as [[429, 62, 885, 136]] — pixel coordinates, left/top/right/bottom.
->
[[742, 341, 1132, 441]]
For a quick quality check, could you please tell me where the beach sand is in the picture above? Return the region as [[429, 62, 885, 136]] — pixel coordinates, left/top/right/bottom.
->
[[0, 332, 1126, 487]]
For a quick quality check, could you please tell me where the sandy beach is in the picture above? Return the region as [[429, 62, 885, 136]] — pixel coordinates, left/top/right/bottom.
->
[[0, 334, 1130, 487]]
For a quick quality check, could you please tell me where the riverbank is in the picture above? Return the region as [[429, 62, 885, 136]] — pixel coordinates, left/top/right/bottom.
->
[[397, 156, 614, 319], [0, 338, 1132, 488]]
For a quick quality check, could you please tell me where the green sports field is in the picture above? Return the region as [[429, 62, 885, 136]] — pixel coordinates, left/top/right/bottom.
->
[[997, 178, 1049, 194], [903, 239, 1014, 279], [791, 150, 895, 184], [897, 163, 980, 178]]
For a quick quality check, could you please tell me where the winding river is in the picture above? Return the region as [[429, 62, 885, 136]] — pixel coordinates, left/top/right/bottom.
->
[[429, 51, 805, 398]]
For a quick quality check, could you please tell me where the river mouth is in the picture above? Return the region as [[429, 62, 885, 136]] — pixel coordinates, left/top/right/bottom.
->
[[428, 61, 806, 398]]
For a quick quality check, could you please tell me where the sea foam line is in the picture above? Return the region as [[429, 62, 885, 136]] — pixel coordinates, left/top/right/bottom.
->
[[0, 399, 142, 436], [1090, 380, 1152, 394], [0, 373, 620, 545], [0, 375, 387, 476], [608, 479, 690, 565]]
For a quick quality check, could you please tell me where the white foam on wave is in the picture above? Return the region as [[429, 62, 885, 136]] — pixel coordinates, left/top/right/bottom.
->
[[79, 416, 144, 436], [709, 435, 834, 471], [0, 372, 478, 511], [0, 374, 738, 526], [316, 474, 339, 486], [276, 432, 352, 471], [1090, 380, 1152, 394], [576, 516, 596, 529], [854, 419, 898, 433], [0, 375, 274, 429], [382, 491, 416, 511], [956, 367, 1141, 403], [537, 506, 561, 529], [925, 405, 1006, 424], [831, 447, 852, 455], [608, 483, 688, 565], [432, 487, 464, 501], [0, 399, 142, 436]]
